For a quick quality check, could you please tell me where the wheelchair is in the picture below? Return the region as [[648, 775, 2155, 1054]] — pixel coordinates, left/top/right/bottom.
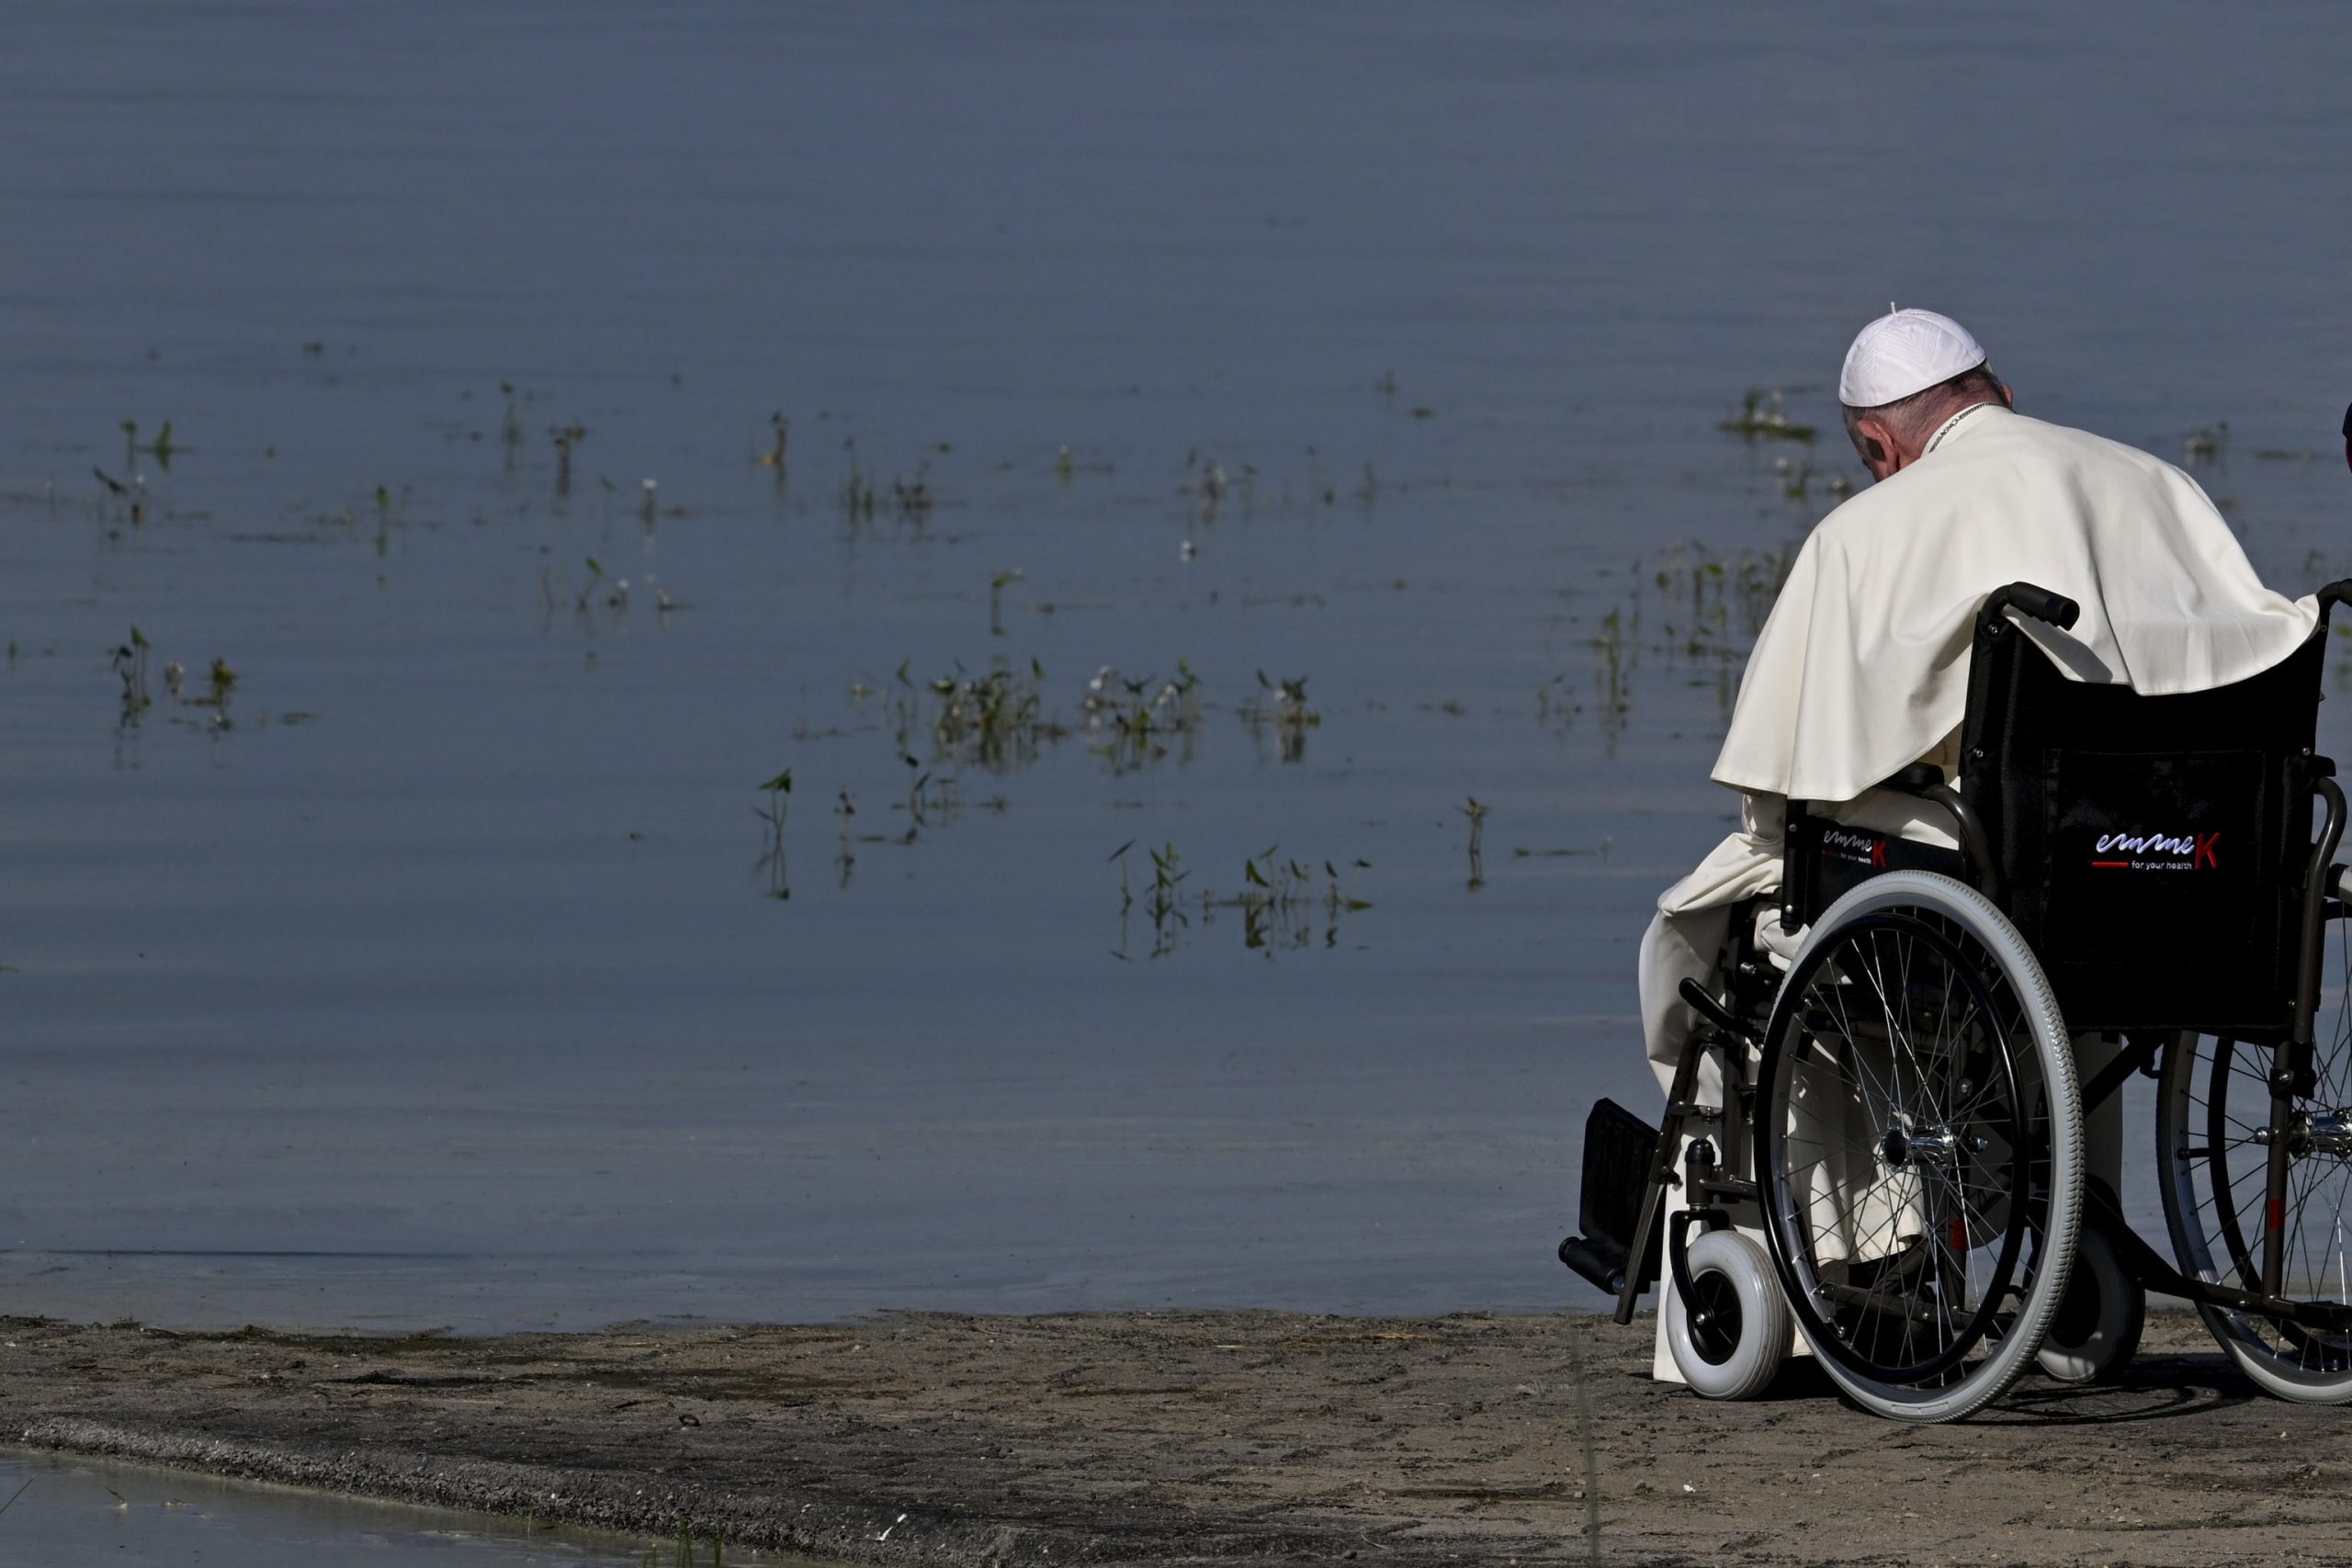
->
[[1562, 579, 2352, 1421]]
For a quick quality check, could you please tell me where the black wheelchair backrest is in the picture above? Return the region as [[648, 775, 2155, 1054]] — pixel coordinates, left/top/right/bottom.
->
[[1961, 596, 2330, 1035]]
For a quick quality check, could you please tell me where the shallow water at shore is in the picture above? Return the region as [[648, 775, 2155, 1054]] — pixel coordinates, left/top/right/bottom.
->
[[3, 1, 2351, 1336], [0, 1449, 813, 1568]]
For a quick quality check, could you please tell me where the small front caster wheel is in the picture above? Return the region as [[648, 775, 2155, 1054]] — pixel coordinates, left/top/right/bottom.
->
[[1665, 1230, 1791, 1399], [2037, 1223, 2144, 1384]]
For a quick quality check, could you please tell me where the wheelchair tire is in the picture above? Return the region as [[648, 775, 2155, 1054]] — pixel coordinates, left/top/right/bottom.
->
[[1754, 871, 2082, 1423], [2035, 1222, 2143, 1383], [1664, 1230, 1791, 1400], [2158, 1026, 2352, 1403]]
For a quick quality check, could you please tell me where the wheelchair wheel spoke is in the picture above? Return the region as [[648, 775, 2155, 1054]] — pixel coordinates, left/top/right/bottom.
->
[[2161, 927, 2352, 1393], [1756, 881, 2074, 1417]]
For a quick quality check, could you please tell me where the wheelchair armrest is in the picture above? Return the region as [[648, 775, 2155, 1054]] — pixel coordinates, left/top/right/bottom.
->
[[2319, 579, 2352, 617], [1982, 581, 2081, 632], [1839, 766, 2000, 907]]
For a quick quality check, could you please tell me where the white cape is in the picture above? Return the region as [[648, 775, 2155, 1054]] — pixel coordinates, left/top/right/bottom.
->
[[1713, 406, 2319, 804]]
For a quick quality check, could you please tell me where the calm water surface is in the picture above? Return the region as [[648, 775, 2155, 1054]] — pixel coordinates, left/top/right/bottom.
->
[[0, 1450, 812, 1567], [1, 3, 2348, 1331]]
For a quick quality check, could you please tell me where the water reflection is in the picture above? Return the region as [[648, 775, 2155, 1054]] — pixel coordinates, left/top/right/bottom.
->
[[1112, 841, 1371, 960], [1238, 674, 1318, 765], [1081, 664, 1204, 773]]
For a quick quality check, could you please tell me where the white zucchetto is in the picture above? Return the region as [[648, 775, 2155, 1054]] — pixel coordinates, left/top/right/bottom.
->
[[1838, 307, 1987, 408]]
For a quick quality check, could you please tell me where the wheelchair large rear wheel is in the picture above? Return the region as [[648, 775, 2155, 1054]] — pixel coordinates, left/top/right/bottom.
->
[[1756, 872, 2082, 1422], [2158, 962, 2352, 1402]]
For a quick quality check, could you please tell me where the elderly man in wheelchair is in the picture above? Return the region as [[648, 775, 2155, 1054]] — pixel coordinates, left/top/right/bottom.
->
[[1561, 308, 2352, 1422]]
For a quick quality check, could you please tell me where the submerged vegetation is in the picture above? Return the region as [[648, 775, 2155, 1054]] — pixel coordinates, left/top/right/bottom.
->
[[1459, 796, 1489, 890], [110, 626, 151, 724], [926, 660, 1061, 770], [1718, 388, 1815, 443], [754, 769, 792, 900], [550, 422, 586, 495], [839, 441, 934, 525], [1567, 539, 1800, 750], [1080, 663, 1203, 773], [110, 626, 243, 735], [119, 417, 181, 470], [56, 378, 1878, 953], [637, 1522, 725, 1567], [1113, 840, 1371, 958], [1238, 672, 1318, 763]]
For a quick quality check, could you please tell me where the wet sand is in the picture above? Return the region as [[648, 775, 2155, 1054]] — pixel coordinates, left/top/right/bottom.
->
[[3, 1309, 2342, 1566]]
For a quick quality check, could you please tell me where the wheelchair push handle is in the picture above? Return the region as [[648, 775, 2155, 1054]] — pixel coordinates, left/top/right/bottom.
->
[[1982, 581, 2080, 632]]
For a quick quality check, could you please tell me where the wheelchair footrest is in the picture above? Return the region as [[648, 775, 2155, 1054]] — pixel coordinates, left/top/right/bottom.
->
[[1560, 1233, 1632, 1295], [1560, 1097, 1664, 1294]]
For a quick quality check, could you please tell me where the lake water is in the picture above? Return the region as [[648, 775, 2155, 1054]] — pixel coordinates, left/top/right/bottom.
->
[[0, 1449, 807, 1567], [2, 2, 2350, 1337]]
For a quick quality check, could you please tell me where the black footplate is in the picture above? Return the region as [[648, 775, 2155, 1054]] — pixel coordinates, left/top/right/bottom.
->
[[1558, 1097, 1661, 1295]]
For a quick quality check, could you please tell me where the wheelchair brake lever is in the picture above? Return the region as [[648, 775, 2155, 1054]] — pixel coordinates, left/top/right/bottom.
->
[[1679, 978, 1762, 1047]]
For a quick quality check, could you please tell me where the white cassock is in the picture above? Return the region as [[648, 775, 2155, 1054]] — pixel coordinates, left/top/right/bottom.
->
[[1640, 401, 2319, 1378]]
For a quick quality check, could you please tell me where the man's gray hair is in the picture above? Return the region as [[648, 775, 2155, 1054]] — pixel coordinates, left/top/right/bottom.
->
[[1842, 364, 2005, 450]]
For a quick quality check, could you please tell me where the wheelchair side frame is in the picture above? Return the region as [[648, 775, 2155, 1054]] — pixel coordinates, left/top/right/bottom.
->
[[1577, 579, 2352, 1343]]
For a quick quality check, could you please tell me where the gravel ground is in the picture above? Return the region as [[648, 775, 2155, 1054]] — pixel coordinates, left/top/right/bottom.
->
[[2, 1309, 2345, 1565]]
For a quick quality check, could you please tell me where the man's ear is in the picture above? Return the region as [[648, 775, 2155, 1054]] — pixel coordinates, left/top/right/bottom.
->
[[1998, 378, 2015, 409], [1850, 415, 1897, 476]]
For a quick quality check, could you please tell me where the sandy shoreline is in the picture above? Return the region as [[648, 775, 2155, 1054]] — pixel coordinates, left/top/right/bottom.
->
[[1, 1308, 2343, 1565]]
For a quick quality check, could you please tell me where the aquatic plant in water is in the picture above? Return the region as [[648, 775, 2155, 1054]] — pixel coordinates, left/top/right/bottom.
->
[[537, 558, 633, 631], [892, 468, 933, 521], [1143, 841, 1187, 955], [550, 422, 586, 494], [1182, 448, 1250, 523], [1114, 840, 1369, 958], [110, 626, 151, 726], [1459, 797, 1489, 890], [926, 660, 1061, 771], [639, 1522, 723, 1566], [846, 439, 884, 524], [753, 769, 791, 900], [989, 569, 1023, 637], [1217, 846, 1372, 953], [834, 786, 856, 888], [1718, 388, 1815, 443], [90, 464, 146, 525], [198, 657, 237, 711], [1238, 672, 1317, 763], [1081, 663, 1201, 773]]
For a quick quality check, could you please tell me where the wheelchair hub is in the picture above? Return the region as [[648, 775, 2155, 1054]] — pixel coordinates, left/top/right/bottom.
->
[[2252, 1108, 2352, 1157], [1879, 1118, 1961, 1168], [2300, 1108, 2352, 1159]]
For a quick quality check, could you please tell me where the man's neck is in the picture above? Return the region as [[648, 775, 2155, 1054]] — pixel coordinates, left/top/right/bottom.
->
[[1920, 398, 2006, 457]]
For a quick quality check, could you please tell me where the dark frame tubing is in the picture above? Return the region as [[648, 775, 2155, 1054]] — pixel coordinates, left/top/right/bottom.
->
[[2266, 773, 2346, 1297], [1585, 579, 2352, 1369], [1963, 581, 2352, 1331], [1793, 585, 2352, 1341], [1601, 954, 1770, 1326]]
